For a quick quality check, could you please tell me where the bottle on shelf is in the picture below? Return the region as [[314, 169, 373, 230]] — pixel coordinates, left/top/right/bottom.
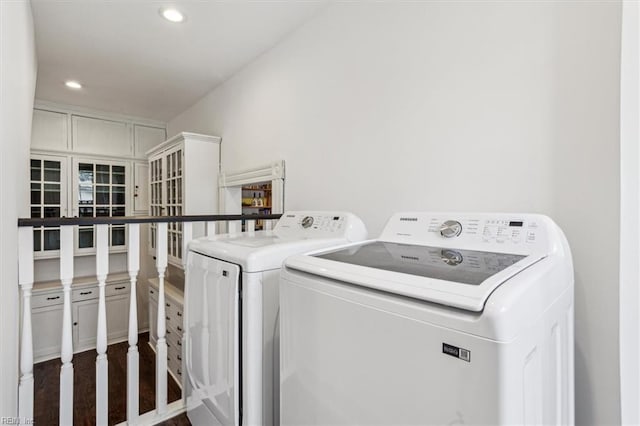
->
[[252, 192, 258, 207]]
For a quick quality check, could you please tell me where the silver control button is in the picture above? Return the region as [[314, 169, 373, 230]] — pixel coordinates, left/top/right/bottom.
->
[[439, 220, 462, 238], [301, 216, 314, 229]]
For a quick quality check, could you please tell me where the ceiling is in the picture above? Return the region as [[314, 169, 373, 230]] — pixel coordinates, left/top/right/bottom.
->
[[31, 0, 327, 122]]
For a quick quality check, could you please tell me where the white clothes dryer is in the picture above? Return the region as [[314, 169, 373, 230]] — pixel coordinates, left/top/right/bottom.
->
[[184, 211, 367, 426], [280, 212, 574, 425]]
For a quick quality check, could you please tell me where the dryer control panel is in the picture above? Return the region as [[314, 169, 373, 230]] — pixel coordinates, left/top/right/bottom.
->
[[273, 211, 368, 242], [378, 212, 554, 255]]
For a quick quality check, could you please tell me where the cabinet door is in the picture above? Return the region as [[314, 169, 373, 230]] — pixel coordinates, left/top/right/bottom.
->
[[73, 158, 128, 253], [73, 299, 98, 352], [106, 294, 129, 342], [134, 162, 149, 214], [134, 125, 166, 159], [31, 109, 68, 151], [30, 154, 68, 258], [72, 115, 131, 157], [33, 305, 64, 362]]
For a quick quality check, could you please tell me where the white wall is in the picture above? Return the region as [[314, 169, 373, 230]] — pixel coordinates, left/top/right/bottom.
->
[[0, 0, 37, 417], [169, 2, 622, 424]]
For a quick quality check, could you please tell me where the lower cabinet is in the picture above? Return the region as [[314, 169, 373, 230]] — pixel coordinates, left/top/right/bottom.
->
[[32, 277, 131, 363], [148, 278, 184, 386]]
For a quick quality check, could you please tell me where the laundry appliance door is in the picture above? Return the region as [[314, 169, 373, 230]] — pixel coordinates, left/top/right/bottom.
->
[[186, 252, 241, 426]]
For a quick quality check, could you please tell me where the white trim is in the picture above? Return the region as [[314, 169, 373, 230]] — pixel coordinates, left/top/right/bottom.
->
[[619, 1, 640, 424], [145, 132, 221, 157], [34, 100, 166, 129], [219, 160, 285, 188]]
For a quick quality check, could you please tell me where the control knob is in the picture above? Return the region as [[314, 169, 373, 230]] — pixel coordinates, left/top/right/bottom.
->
[[439, 220, 462, 238], [301, 216, 314, 229]]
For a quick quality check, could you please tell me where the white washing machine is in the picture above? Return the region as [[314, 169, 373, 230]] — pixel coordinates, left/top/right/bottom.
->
[[184, 211, 367, 426], [280, 212, 574, 425]]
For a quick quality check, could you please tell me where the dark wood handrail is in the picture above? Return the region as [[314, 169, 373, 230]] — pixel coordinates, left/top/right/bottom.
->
[[18, 213, 283, 227]]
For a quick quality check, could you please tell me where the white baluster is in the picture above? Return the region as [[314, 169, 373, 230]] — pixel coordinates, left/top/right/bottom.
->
[[181, 222, 193, 396], [228, 220, 241, 234], [18, 227, 34, 420], [246, 220, 256, 233], [155, 222, 168, 414], [206, 221, 216, 237], [127, 223, 140, 424], [95, 224, 109, 426], [59, 226, 74, 425]]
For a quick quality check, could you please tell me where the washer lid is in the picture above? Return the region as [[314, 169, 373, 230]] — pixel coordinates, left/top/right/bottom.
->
[[284, 240, 546, 312]]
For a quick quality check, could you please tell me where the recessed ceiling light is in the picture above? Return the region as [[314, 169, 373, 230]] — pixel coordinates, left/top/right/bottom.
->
[[65, 80, 82, 90], [160, 8, 185, 23]]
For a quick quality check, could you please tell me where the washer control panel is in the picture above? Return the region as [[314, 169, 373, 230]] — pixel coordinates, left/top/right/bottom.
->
[[379, 212, 550, 254]]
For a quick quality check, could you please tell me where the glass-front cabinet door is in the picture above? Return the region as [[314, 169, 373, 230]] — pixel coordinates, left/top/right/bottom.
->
[[74, 158, 128, 253], [30, 155, 68, 257], [148, 146, 184, 266]]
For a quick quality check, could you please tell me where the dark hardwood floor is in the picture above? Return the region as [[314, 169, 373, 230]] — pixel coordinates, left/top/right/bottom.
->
[[34, 332, 190, 426]]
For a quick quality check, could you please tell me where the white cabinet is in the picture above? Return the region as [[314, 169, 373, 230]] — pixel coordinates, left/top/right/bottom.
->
[[73, 299, 99, 352], [30, 154, 69, 258], [72, 158, 129, 253], [72, 115, 131, 157], [32, 292, 64, 361], [148, 278, 184, 384], [31, 109, 69, 151], [134, 125, 166, 158], [32, 276, 131, 362], [148, 132, 221, 266], [133, 162, 149, 214]]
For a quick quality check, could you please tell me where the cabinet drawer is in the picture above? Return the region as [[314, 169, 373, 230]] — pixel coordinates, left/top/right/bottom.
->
[[72, 287, 97, 302], [169, 355, 183, 381], [32, 290, 64, 309], [107, 281, 130, 297]]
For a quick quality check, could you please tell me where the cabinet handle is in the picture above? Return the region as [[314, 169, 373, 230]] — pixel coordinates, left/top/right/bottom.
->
[[177, 340, 182, 347], [167, 343, 171, 348], [177, 355, 182, 361], [73, 322, 78, 326], [80, 291, 92, 295], [167, 330, 171, 334], [46, 296, 60, 300], [177, 369, 182, 376], [177, 326, 182, 332], [165, 303, 170, 307], [177, 312, 182, 317], [115, 286, 126, 290], [166, 316, 170, 321]]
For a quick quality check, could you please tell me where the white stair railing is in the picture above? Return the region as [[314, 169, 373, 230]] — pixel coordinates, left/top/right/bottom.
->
[[16, 214, 281, 426], [18, 226, 34, 420], [180, 222, 193, 396], [127, 223, 140, 424], [155, 222, 169, 416], [96, 224, 110, 426], [59, 225, 74, 424]]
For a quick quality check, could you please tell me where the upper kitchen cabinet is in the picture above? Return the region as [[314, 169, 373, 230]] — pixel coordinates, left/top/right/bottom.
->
[[134, 125, 166, 158], [72, 115, 132, 157], [147, 132, 221, 266], [31, 109, 69, 151]]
